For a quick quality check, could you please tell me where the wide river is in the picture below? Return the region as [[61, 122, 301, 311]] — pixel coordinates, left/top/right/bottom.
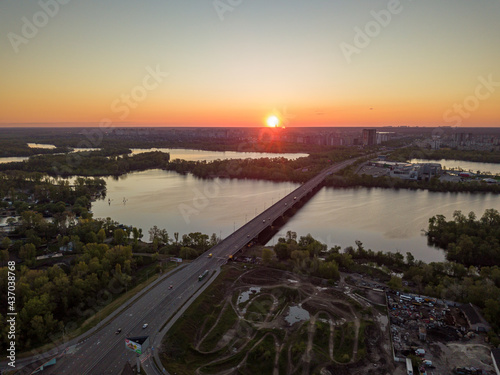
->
[[0, 147, 308, 164], [91, 169, 499, 263]]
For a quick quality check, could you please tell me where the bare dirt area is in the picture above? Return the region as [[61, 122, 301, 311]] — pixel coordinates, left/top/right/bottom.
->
[[386, 290, 496, 374], [160, 265, 398, 375], [435, 339, 495, 372]]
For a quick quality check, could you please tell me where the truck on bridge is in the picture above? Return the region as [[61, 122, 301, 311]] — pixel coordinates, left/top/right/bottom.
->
[[198, 270, 209, 281]]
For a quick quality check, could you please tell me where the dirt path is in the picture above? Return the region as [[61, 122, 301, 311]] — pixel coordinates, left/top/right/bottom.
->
[[329, 318, 335, 361], [302, 314, 317, 375], [188, 268, 369, 374], [196, 298, 233, 353], [273, 339, 282, 375], [350, 315, 360, 363]]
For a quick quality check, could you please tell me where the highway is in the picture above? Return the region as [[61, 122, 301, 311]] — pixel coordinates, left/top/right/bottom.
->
[[4, 158, 358, 375]]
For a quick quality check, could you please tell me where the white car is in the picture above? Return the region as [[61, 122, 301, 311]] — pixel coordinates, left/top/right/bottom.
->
[[142, 323, 148, 329]]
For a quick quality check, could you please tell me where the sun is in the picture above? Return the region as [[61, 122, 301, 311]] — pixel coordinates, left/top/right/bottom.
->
[[266, 115, 280, 128]]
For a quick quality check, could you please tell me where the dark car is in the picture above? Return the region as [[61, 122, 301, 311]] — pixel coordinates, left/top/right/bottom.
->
[[115, 328, 122, 334]]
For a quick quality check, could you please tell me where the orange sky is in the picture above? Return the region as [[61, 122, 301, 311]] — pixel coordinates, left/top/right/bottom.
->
[[1, 1, 499, 127]]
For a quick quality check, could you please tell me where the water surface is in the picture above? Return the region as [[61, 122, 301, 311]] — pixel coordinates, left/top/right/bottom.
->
[[130, 148, 308, 161], [90, 169, 499, 263]]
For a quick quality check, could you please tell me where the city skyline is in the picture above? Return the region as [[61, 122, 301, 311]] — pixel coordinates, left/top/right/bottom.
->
[[1, 0, 500, 127]]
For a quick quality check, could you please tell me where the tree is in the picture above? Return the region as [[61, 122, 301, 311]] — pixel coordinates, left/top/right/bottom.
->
[[318, 261, 339, 280], [97, 228, 106, 243], [406, 252, 415, 266], [262, 248, 273, 265], [291, 250, 309, 261], [113, 229, 126, 245], [0, 249, 9, 264], [179, 247, 198, 260], [132, 227, 143, 248], [388, 275, 402, 290], [307, 240, 326, 257], [149, 226, 169, 246], [209, 233, 218, 246], [285, 230, 297, 243], [2, 237, 12, 249], [19, 243, 36, 266], [274, 242, 290, 260]]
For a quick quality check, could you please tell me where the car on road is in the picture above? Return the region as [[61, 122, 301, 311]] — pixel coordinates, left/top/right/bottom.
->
[[142, 323, 148, 329], [115, 328, 122, 334], [262, 219, 265, 223], [169, 285, 173, 289]]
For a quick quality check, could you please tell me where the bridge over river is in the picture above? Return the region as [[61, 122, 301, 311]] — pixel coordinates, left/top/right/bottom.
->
[[5, 158, 358, 375]]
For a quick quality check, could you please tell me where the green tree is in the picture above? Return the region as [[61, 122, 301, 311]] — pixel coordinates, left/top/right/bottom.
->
[[179, 247, 198, 260], [285, 230, 297, 243], [113, 228, 126, 245], [318, 261, 339, 280], [262, 248, 273, 265], [0, 249, 9, 264], [97, 228, 106, 243], [19, 243, 36, 266], [274, 242, 290, 260], [291, 250, 309, 261], [2, 237, 12, 249], [388, 275, 402, 290]]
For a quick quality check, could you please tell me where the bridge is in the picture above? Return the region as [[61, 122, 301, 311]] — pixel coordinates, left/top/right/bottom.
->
[[210, 158, 357, 260], [4, 158, 358, 375]]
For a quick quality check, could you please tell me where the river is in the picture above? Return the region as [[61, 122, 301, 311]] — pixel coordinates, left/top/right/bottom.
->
[[91, 169, 499, 263], [0, 147, 308, 164], [130, 148, 308, 161]]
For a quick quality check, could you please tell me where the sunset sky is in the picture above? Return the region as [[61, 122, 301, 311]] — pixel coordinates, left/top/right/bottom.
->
[[1, 0, 499, 127]]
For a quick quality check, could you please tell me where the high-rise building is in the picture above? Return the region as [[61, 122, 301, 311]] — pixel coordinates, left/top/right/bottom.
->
[[362, 129, 376, 146]]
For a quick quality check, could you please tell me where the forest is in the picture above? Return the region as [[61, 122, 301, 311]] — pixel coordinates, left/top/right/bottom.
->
[[426, 209, 500, 267], [267, 231, 340, 281], [164, 147, 366, 183], [0, 151, 170, 177]]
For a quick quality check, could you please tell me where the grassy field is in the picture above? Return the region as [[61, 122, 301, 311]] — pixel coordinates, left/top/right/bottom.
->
[[333, 321, 356, 363]]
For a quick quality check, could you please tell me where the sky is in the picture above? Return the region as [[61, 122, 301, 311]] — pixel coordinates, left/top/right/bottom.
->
[[1, 0, 500, 127]]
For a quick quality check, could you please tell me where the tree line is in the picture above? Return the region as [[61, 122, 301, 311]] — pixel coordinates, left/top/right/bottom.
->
[[324, 167, 500, 193], [426, 209, 500, 267], [0, 151, 170, 177]]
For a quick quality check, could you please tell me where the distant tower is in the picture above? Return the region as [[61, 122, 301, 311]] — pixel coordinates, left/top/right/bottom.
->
[[362, 129, 376, 146]]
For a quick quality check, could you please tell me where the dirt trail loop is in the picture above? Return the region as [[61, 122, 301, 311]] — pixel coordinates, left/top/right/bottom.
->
[[329, 319, 335, 361], [350, 315, 360, 363], [196, 298, 233, 353], [302, 314, 317, 375], [183, 267, 376, 375]]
